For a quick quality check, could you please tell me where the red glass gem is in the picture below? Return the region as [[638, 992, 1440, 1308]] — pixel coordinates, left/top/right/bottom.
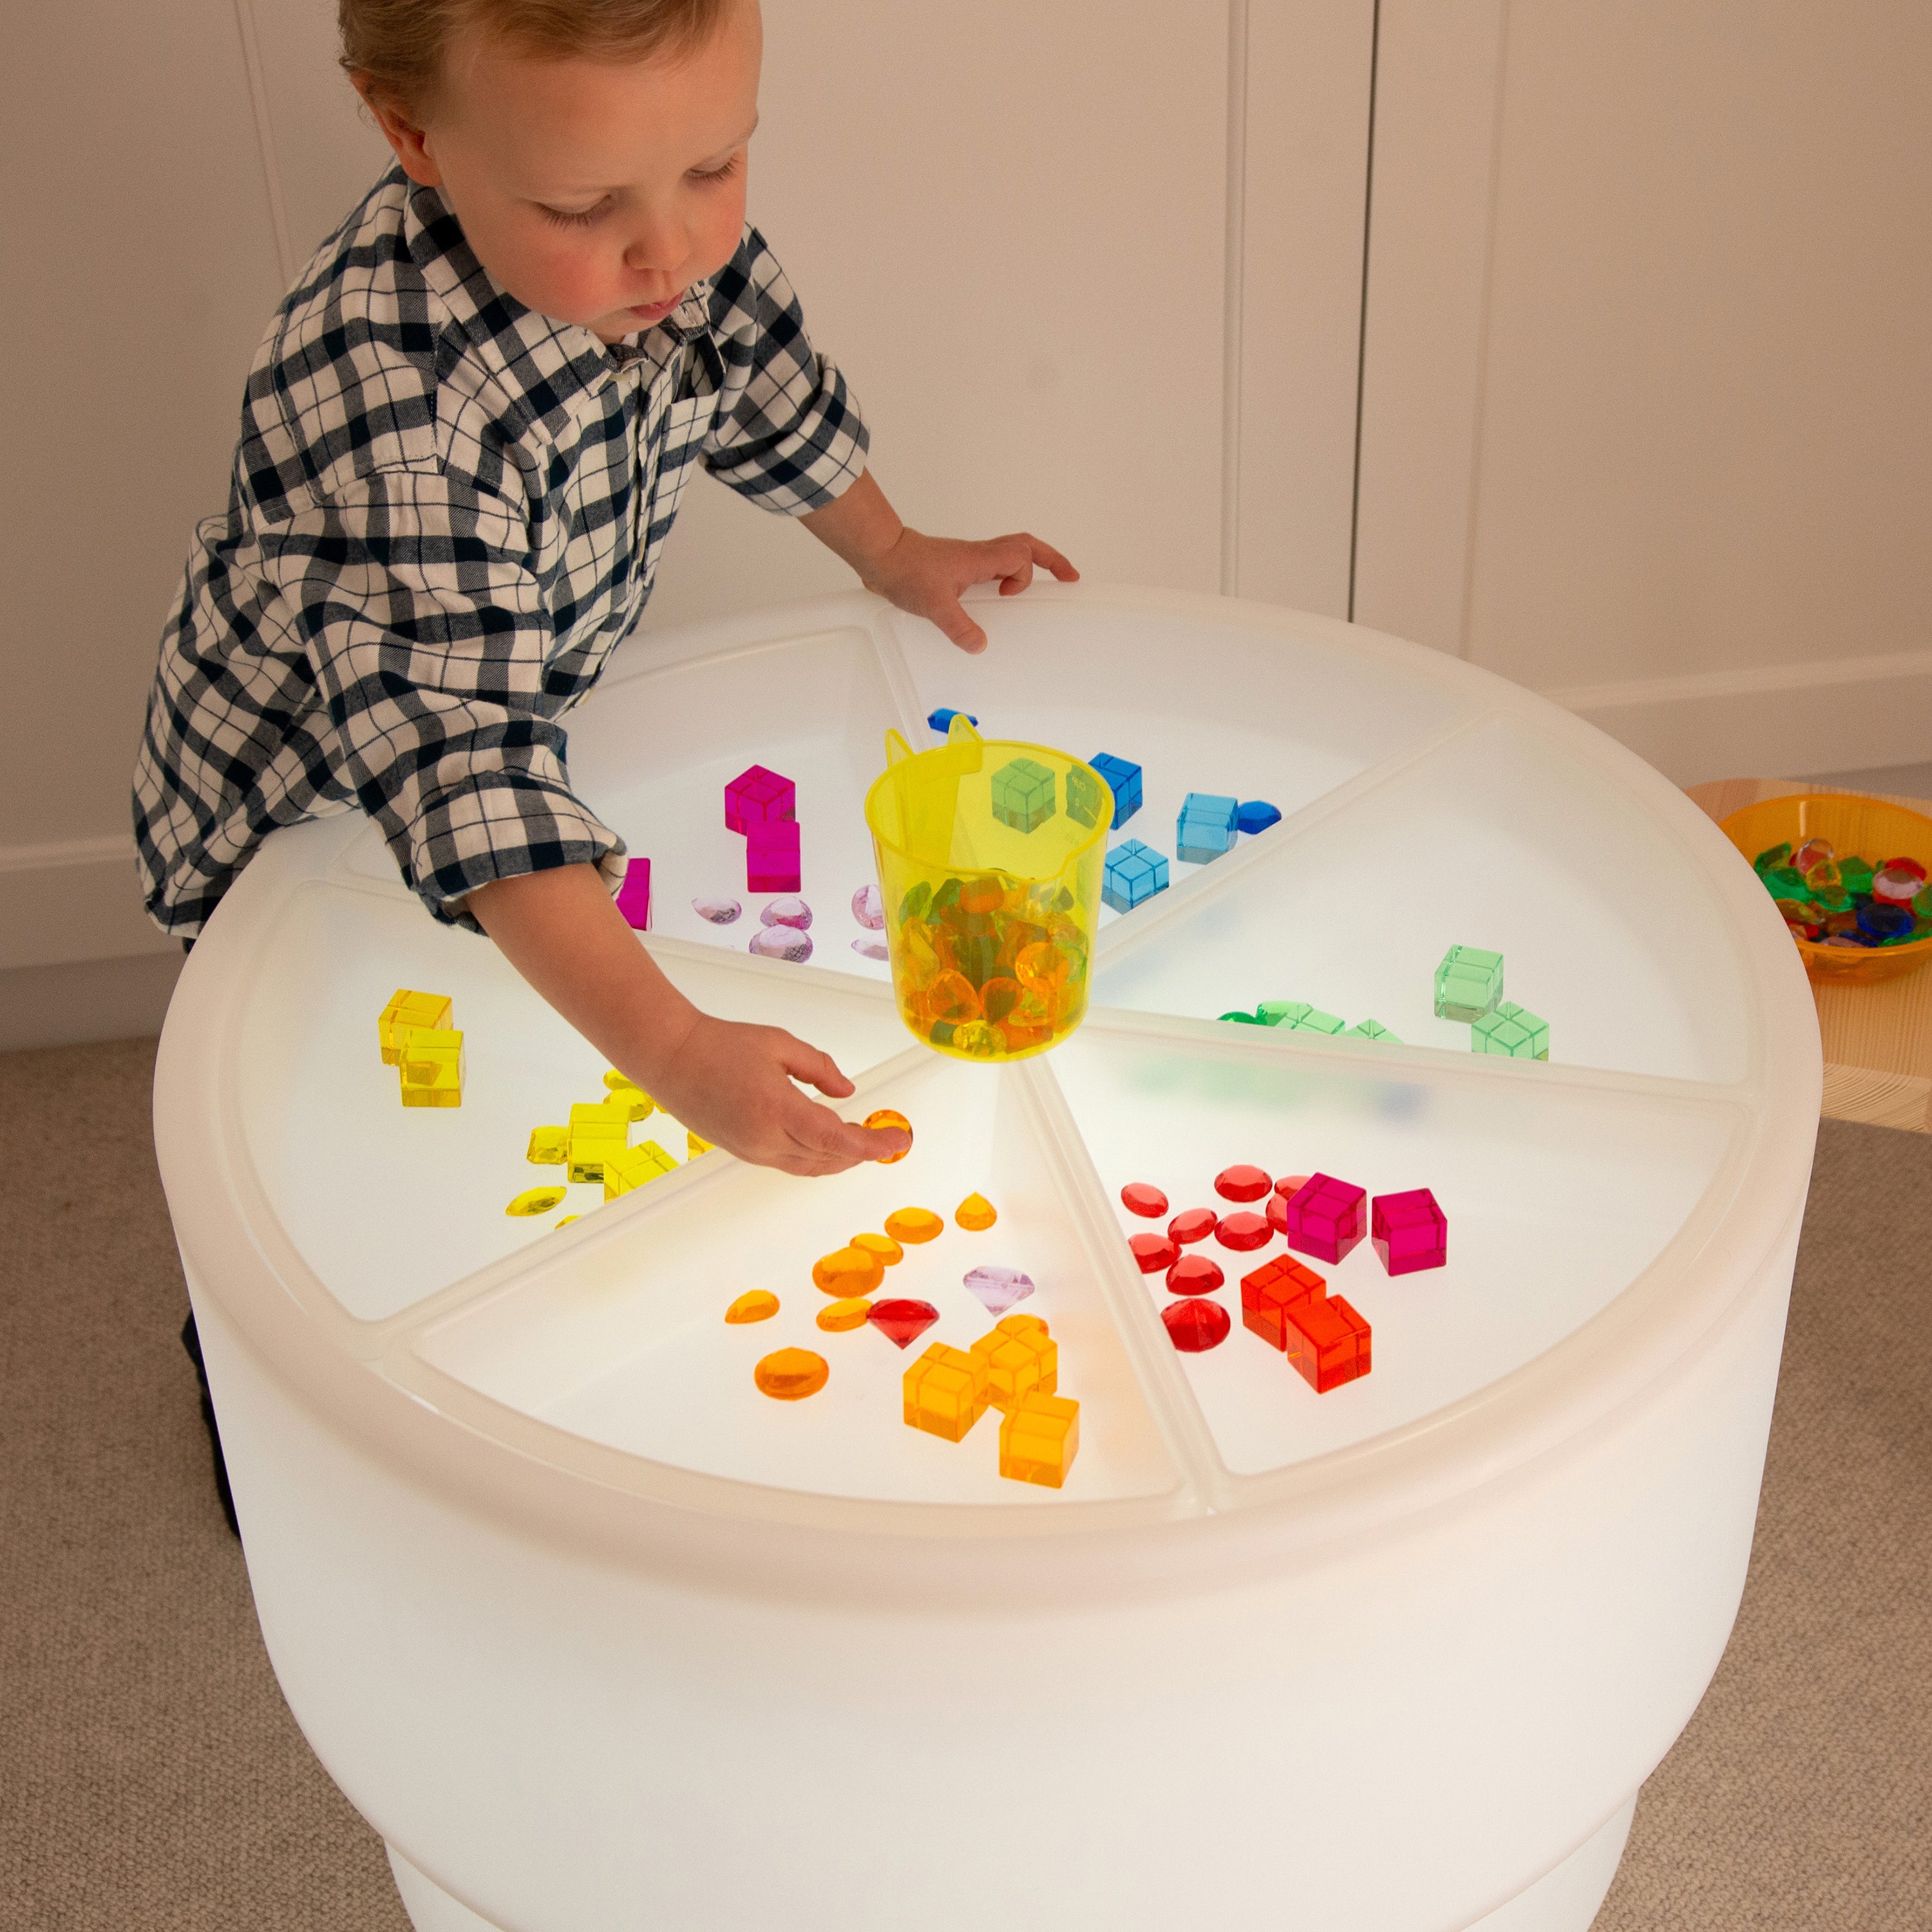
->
[[1121, 1182, 1170, 1219], [867, 1298, 940, 1349], [1880, 855, 1927, 882], [1168, 1207, 1219, 1245], [1265, 1191, 1290, 1236], [1214, 1164, 1271, 1202], [1166, 1252, 1225, 1295], [1273, 1173, 1311, 1199], [1162, 1297, 1231, 1352], [1129, 1231, 1180, 1273], [1215, 1210, 1271, 1251]]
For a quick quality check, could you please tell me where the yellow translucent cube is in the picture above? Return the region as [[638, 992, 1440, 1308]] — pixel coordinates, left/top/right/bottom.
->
[[603, 1139, 677, 1200], [526, 1125, 569, 1165], [999, 1392, 1080, 1488], [903, 1343, 991, 1443], [567, 1100, 630, 1183], [397, 1028, 464, 1108], [970, 1315, 1057, 1414], [687, 1130, 714, 1159], [379, 989, 451, 1065]]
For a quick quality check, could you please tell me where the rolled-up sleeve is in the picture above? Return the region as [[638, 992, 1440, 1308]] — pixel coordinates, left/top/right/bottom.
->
[[700, 229, 870, 515], [261, 469, 628, 931]]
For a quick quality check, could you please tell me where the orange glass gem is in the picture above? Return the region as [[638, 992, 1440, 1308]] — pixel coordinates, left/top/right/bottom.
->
[[979, 976, 1024, 1025], [924, 971, 982, 1025], [884, 1206, 945, 1245], [863, 1108, 914, 1161], [1014, 941, 1071, 995], [753, 1348, 829, 1400], [817, 1296, 873, 1332], [813, 1245, 887, 1296], [852, 1231, 904, 1265], [958, 875, 1006, 915], [725, 1290, 780, 1324], [955, 1192, 998, 1231]]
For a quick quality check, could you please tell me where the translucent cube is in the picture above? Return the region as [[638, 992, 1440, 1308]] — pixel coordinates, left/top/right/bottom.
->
[[1103, 838, 1170, 913], [1089, 753, 1143, 828], [1435, 945, 1504, 1021], [990, 757, 1057, 833], [1473, 1001, 1550, 1060]]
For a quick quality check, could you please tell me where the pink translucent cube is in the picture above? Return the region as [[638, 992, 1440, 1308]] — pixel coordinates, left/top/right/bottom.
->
[[1371, 1188, 1447, 1276], [746, 820, 800, 893], [614, 857, 651, 931], [725, 764, 796, 835], [1281, 1171, 1367, 1265]]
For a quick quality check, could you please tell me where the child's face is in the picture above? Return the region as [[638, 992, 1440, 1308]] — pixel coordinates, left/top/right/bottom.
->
[[364, 0, 761, 343]]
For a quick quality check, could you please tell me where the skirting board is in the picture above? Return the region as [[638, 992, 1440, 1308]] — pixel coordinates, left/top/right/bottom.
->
[[0, 951, 185, 1054], [1542, 648, 1932, 790], [0, 835, 176, 973]]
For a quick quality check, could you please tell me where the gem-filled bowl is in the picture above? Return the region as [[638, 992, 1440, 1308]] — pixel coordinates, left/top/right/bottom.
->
[[1719, 792, 1932, 985]]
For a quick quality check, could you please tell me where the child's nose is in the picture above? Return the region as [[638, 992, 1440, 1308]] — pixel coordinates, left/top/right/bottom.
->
[[621, 217, 687, 276]]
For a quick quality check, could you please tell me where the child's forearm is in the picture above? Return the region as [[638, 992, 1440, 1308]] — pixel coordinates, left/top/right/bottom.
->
[[799, 468, 905, 578]]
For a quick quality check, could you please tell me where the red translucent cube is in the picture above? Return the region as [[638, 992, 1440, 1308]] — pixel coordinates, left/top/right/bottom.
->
[[1281, 1171, 1367, 1264], [1240, 1254, 1325, 1350], [746, 819, 801, 893], [1371, 1187, 1447, 1276], [1284, 1291, 1371, 1393]]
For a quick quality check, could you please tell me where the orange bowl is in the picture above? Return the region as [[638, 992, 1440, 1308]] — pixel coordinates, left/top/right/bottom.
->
[[1719, 793, 1932, 985]]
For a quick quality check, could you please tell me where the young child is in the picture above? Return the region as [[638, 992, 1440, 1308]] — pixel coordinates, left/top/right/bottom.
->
[[137, 0, 1076, 1528]]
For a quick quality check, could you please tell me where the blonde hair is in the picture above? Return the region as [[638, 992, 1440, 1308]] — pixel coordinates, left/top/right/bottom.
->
[[340, 0, 732, 111]]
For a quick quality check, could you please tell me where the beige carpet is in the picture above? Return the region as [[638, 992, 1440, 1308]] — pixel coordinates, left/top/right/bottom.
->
[[1, 1037, 1926, 1931]]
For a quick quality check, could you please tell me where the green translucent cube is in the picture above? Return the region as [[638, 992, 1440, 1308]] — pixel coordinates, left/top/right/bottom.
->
[[1291, 1008, 1346, 1035], [1064, 764, 1103, 829], [1435, 945, 1504, 1021], [990, 757, 1057, 833], [1345, 1018, 1401, 1043], [1472, 1000, 1549, 1059], [1256, 1000, 1310, 1027]]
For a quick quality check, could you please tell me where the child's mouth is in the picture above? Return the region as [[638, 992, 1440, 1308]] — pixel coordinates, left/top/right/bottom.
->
[[628, 293, 684, 322]]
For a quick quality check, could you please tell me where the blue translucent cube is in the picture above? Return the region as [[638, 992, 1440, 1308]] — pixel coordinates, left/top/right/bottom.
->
[[927, 706, 980, 734], [1089, 753, 1143, 829], [1103, 838, 1169, 913], [1236, 799, 1283, 835], [990, 757, 1056, 833], [1177, 792, 1238, 864]]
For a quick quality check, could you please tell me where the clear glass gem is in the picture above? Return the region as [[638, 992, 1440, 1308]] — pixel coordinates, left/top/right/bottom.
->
[[692, 895, 741, 924], [963, 1265, 1036, 1316], [852, 935, 889, 961], [851, 884, 885, 929], [761, 896, 813, 929], [749, 926, 813, 963]]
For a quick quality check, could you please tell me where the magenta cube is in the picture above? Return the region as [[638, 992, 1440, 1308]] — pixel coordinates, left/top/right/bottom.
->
[[1371, 1188, 1447, 1276], [1282, 1171, 1367, 1265], [725, 764, 796, 835], [746, 819, 800, 893], [614, 856, 651, 931]]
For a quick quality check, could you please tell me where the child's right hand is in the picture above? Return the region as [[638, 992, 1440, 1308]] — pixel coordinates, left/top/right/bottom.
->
[[639, 1012, 909, 1176]]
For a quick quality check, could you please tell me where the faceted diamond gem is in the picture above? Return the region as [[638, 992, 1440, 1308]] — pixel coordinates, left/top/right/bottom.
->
[[884, 1206, 945, 1245], [867, 1298, 940, 1349], [1163, 1297, 1232, 1352], [817, 1296, 873, 1332], [1121, 1182, 1170, 1218], [862, 1109, 913, 1162], [852, 936, 890, 960], [963, 1265, 1036, 1316], [753, 1348, 828, 1400], [1371, 1188, 1448, 1275], [1166, 1253, 1225, 1295], [505, 1186, 566, 1217], [1168, 1207, 1219, 1245], [954, 1192, 998, 1231], [852, 884, 886, 929], [1130, 1231, 1180, 1273], [1215, 1164, 1272, 1202], [761, 896, 813, 930], [812, 1246, 887, 1296], [748, 925, 813, 963], [725, 1291, 780, 1323], [692, 895, 742, 924], [1215, 1211, 1272, 1251]]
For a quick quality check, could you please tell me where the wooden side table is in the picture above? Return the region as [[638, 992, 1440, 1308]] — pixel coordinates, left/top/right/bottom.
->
[[1687, 779, 1932, 1133]]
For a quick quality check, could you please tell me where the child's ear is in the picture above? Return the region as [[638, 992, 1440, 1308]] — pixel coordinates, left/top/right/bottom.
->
[[352, 74, 444, 188]]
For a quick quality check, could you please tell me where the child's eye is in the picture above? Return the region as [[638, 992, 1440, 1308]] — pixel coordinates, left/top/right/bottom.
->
[[539, 201, 609, 230], [688, 155, 741, 185]]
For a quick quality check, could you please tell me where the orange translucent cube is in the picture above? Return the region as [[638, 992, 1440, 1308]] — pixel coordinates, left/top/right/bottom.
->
[[904, 1343, 991, 1442], [1284, 1292, 1372, 1393], [971, 1315, 1057, 1413], [999, 1392, 1080, 1488], [1241, 1255, 1326, 1350]]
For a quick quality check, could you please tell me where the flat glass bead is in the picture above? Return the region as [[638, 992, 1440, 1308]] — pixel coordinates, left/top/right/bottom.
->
[[949, 1020, 1004, 1057], [1871, 866, 1925, 905], [761, 896, 813, 929], [526, 1126, 569, 1165], [851, 884, 885, 929], [1214, 1164, 1272, 1202], [505, 1186, 566, 1217], [1752, 842, 1792, 871], [692, 895, 741, 924], [851, 1231, 904, 1266], [748, 926, 812, 963], [816, 1297, 873, 1332], [883, 1206, 945, 1244], [1168, 1207, 1219, 1245], [725, 1291, 779, 1323], [963, 1265, 1036, 1316], [1274, 1174, 1311, 1198], [754, 1348, 828, 1399], [1166, 1253, 1225, 1294], [1880, 855, 1927, 882], [862, 1109, 913, 1162], [1859, 903, 1913, 941], [851, 936, 889, 961], [1790, 838, 1833, 872], [1215, 1210, 1272, 1251], [955, 1191, 998, 1231], [867, 1298, 940, 1349], [812, 1246, 887, 1296], [1129, 1231, 1180, 1273], [1121, 1182, 1170, 1218], [1162, 1297, 1231, 1352]]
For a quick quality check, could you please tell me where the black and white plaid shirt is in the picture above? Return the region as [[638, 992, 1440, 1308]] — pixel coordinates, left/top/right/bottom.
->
[[134, 166, 867, 936]]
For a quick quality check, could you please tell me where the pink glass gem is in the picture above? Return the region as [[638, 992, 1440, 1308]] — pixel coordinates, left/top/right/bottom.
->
[[1166, 1253, 1224, 1295], [692, 895, 741, 924], [1215, 1210, 1271, 1252], [1372, 1188, 1447, 1275], [852, 936, 889, 961], [761, 896, 813, 930], [867, 1297, 940, 1349], [725, 763, 796, 835], [749, 925, 812, 963], [1282, 1171, 1368, 1265], [852, 884, 885, 929], [614, 857, 651, 931], [1168, 1207, 1219, 1245], [963, 1265, 1036, 1316], [1129, 1231, 1180, 1273], [1162, 1297, 1231, 1352], [1121, 1182, 1170, 1219], [1872, 865, 1926, 905], [1214, 1164, 1272, 1202], [746, 819, 801, 893]]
